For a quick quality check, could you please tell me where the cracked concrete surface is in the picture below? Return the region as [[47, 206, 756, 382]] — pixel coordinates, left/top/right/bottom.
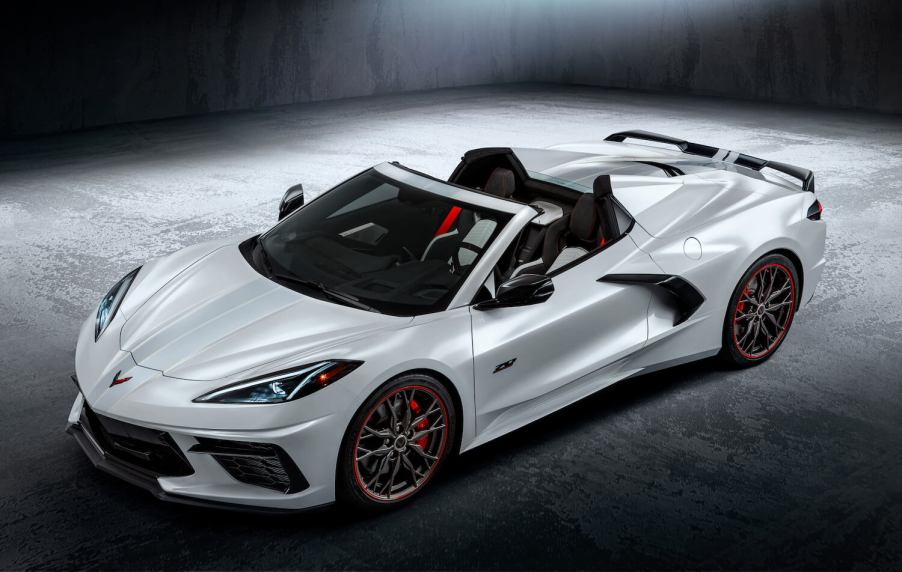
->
[[0, 85, 900, 569]]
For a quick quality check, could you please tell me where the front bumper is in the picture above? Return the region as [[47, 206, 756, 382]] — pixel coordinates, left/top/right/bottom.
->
[[67, 389, 338, 513], [67, 419, 309, 514]]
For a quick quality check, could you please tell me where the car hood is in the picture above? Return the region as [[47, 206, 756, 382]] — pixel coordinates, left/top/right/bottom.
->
[[119, 242, 412, 381]]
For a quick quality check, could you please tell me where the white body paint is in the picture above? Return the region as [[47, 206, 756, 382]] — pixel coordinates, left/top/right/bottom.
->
[[69, 139, 826, 510]]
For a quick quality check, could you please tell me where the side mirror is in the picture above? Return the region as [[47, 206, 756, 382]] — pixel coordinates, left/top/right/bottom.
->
[[279, 184, 305, 220], [475, 274, 554, 310]]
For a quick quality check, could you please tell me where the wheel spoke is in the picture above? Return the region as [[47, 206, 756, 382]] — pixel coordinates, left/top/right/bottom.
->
[[758, 316, 775, 342], [366, 454, 391, 490], [412, 424, 446, 442], [411, 397, 440, 427], [737, 322, 755, 347], [743, 321, 761, 353], [401, 390, 413, 431], [764, 311, 781, 331], [408, 442, 439, 462], [400, 452, 423, 486], [386, 399, 399, 429], [767, 268, 779, 300], [759, 319, 774, 347], [766, 300, 792, 311], [382, 455, 402, 498], [362, 426, 391, 440], [356, 445, 391, 462], [766, 284, 791, 303]]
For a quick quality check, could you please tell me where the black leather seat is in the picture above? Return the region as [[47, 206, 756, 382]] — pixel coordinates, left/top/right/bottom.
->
[[521, 177, 619, 273], [593, 174, 620, 243], [423, 167, 516, 262], [505, 175, 622, 278], [540, 194, 601, 272]]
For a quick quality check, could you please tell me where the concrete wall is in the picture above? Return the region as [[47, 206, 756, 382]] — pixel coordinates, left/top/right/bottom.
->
[[0, 0, 544, 136], [2, 0, 900, 137], [534, 1, 902, 114]]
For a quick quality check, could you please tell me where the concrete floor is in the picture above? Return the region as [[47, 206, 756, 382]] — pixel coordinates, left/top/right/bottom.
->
[[1, 84, 901, 570]]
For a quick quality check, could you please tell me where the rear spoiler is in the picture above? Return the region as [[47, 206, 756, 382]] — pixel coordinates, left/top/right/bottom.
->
[[605, 130, 814, 193]]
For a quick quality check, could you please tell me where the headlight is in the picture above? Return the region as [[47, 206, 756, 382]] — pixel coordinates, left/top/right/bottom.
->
[[193, 360, 362, 404], [95, 267, 141, 341]]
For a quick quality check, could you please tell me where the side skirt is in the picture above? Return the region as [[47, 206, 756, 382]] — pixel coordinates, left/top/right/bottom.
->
[[461, 346, 719, 454]]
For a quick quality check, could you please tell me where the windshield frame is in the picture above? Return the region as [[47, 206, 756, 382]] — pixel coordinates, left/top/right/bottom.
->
[[256, 162, 534, 316]]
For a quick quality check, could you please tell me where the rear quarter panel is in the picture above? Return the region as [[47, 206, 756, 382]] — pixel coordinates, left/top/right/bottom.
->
[[629, 186, 824, 365]]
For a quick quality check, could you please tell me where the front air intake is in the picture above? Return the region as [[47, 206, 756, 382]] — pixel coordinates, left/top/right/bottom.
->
[[81, 404, 194, 477], [189, 438, 309, 494]]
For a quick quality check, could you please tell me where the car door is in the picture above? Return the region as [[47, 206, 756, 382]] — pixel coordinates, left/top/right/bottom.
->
[[469, 236, 658, 440]]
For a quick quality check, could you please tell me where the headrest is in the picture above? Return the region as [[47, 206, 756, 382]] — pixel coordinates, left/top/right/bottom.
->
[[569, 194, 598, 242], [484, 167, 516, 198], [593, 174, 613, 199]]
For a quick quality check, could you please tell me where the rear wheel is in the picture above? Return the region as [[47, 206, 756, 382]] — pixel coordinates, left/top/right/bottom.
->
[[721, 254, 799, 367], [337, 373, 455, 511]]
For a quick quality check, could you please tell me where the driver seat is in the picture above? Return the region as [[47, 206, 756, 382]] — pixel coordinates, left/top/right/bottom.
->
[[452, 167, 512, 265], [422, 168, 515, 262]]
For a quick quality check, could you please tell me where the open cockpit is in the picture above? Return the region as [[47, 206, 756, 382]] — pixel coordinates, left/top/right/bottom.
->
[[448, 147, 635, 284]]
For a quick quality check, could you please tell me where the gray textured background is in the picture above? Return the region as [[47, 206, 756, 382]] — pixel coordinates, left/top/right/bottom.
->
[[3, 0, 901, 136], [1, 85, 900, 569]]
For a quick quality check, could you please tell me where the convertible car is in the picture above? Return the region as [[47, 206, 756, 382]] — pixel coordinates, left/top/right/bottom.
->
[[68, 130, 826, 512]]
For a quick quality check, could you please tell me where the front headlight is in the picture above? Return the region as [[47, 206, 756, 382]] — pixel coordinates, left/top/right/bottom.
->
[[193, 360, 362, 404], [95, 267, 141, 341]]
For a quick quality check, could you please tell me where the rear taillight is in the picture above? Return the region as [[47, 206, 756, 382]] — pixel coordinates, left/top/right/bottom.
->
[[806, 199, 822, 221]]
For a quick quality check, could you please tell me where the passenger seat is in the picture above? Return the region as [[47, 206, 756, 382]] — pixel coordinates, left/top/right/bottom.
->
[[482, 167, 516, 199], [541, 193, 601, 273], [510, 179, 617, 277]]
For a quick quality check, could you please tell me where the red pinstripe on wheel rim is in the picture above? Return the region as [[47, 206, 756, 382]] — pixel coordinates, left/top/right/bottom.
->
[[732, 262, 796, 360], [352, 384, 448, 502]]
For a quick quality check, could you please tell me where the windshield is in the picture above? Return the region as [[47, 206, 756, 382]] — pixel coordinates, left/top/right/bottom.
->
[[257, 169, 512, 315]]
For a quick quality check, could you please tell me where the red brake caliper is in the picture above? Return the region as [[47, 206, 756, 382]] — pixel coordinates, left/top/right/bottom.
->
[[410, 399, 429, 449], [736, 286, 749, 314]]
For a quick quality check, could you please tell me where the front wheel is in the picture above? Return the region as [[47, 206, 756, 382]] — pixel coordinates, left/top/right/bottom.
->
[[337, 374, 456, 511], [721, 254, 799, 367]]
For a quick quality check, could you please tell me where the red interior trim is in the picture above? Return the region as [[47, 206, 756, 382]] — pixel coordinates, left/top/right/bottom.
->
[[434, 206, 461, 237]]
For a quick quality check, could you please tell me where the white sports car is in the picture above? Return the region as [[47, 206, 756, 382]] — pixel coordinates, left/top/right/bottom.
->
[[68, 130, 826, 512]]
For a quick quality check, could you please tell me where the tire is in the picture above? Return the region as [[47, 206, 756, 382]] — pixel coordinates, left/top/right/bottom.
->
[[337, 373, 457, 511], [720, 253, 800, 367]]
